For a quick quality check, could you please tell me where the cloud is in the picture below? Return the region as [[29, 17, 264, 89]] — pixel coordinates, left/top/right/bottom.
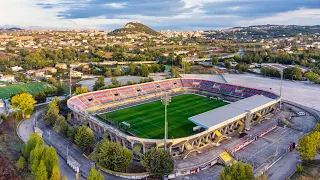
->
[[0, 0, 319, 30], [104, 2, 126, 9]]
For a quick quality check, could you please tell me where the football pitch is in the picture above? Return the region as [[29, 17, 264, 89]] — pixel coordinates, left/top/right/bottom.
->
[[98, 94, 228, 139], [0, 82, 52, 99]]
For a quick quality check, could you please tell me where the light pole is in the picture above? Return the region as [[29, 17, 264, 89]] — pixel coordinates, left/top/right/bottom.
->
[[161, 92, 171, 151], [279, 69, 283, 109], [69, 68, 72, 97]]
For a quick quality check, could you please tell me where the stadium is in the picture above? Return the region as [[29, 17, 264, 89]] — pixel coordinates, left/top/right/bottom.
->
[[67, 78, 279, 158]]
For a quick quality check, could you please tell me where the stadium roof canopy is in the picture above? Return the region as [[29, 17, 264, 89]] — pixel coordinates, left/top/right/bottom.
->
[[188, 95, 277, 129]]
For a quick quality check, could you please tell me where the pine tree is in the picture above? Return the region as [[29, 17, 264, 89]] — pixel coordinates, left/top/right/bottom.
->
[[87, 167, 97, 180], [22, 132, 43, 159], [230, 161, 238, 180], [245, 163, 255, 180], [44, 97, 60, 126], [96, 170, 104, 180], [30, 144, 44, 175], [237, 161, 246, 180], [36, 160, 48, 180], [16, 156, 26, 170], [41, 146, 59, 177], [50, 165, 60, 180]]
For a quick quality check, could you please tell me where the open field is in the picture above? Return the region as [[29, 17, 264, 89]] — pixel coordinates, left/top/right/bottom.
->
[[0, 82, 51, 99], [98, 94, 228, 139]]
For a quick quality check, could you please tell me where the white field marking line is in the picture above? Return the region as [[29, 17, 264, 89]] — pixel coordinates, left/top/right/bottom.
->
[[25, 85, 33, 93], [246, 130, 291, 161], [127, 127, 152, 139], [124, 109, 163, 129]]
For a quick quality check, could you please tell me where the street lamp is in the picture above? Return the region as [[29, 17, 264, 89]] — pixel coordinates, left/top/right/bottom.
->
[[161, 92, 171, 151]]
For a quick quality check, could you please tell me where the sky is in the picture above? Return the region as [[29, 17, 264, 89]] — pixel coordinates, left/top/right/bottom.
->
[[0, 0, 319, 30]]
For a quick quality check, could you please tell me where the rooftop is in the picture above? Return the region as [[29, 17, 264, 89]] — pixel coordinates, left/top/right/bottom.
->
[[188, 95, 277, 129]]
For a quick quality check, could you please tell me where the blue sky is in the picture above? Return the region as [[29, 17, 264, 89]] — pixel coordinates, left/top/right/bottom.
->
[[0, 0, 319, 30]]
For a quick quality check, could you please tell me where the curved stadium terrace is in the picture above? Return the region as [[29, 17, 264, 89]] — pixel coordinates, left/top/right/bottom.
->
[[67, 78, 280, 157]]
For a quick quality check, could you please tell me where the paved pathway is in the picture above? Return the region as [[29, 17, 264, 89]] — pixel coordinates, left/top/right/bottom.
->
[[267, 151, 299, 180]]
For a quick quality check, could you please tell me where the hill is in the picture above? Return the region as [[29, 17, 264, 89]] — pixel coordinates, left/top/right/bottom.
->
[[108, 21, 161, 36]]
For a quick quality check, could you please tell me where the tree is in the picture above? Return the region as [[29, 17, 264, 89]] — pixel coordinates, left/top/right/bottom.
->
[[92, 139, 133, 172], [237, 161, 246, 180], [113, 66, 121, 76], [141, 148, 174, 177], [75, 126, 95, 151], [16, 156, 26, 170], [88, 167, 96, 180], [36, 160, 48, 180], [171, 67, 180, 78], [104, 68, 112, 77], [283, 66, 303, 80], [30, 144, 44, 175], [47, 77, 57, 85], [42, 146, 59, 176], [212, 57, 219, 65], [75, 86, 89, 95], [305, 71, 319, 83], [54, 116, 69, 136], [88, 167, 104, 180], [50, 165, 60, 180], [67, 125, 79, 142], [224, 60, 232, 70], [140, 64, 149, 77], [34, 91, 47, 104], [245, 163, 254, 180], [219, 161, 254, 180], [22, 132, 44, 159], [111, 77, 120, 86], [297, 134, 317, 160], [11, 93, 36, 118], [182, 62, 192, 73], [44, 97, 60, 126], [235, 63, 248, 73], [93, 77, 105, 91]]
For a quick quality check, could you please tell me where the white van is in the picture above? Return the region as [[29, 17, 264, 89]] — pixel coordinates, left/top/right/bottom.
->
[[298, 112, 306, 116]]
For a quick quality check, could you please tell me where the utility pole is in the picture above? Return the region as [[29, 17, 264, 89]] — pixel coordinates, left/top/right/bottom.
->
[[280, 69, 283, 109], [161, 92, 171, 151]]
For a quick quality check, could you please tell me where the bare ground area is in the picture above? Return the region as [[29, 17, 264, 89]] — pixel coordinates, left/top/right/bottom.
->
[[0, 119, 31, 180]]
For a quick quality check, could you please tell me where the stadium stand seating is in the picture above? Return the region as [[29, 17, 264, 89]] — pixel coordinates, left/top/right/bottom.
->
[[69, 78, 279, 111]]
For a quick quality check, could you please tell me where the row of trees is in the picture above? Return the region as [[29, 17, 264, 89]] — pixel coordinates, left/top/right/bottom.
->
[[17, 133, 62, 180], [78, 63, 165, 78], [93, 76, 154, 91], [91, 139, 174, 177], [44, 97, 95, 151], [260, 65, 320, 83], [219, 161, 254, 180], [260, 66, 304, 80]]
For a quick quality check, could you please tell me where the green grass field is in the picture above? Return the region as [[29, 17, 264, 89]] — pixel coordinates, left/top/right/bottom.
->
[[0, 82, 52, 99], [98, 94, 228, 139]]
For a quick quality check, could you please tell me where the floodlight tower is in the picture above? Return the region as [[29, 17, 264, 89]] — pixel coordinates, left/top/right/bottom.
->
[[161, 92, 171, 151], [280, 68, 283, 109]]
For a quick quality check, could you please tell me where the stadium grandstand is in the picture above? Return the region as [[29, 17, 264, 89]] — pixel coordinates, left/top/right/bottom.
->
[[67, 78, 280, 175]]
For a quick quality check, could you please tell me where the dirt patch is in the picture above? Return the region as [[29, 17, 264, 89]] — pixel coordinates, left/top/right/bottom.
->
[[0, 153, 19, 180], [0, 119, 29, 180]]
